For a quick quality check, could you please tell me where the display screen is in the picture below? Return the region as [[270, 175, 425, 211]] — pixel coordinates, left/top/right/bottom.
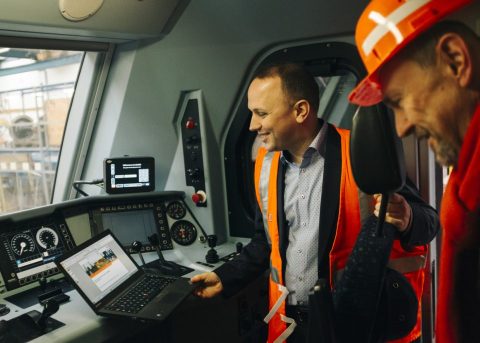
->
[[104, 157, 155, 194], [0, 221, 75, 290], [90, 201, 174, 253], [59, 233, 138, 304], [100, 209, 157, 249]]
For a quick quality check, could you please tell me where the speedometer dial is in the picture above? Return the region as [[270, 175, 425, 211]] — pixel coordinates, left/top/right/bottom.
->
[[11, 233, 35, 256], [170, 220, 197, 246], [36, 226, 59, 249]]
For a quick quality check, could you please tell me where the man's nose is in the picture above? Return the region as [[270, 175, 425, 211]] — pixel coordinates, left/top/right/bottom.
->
[[394, 110, 414, 138], [249, 115, 260, 132]]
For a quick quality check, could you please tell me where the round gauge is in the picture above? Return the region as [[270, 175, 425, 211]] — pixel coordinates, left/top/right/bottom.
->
[[36, 226, 59, 249], [11, 233, 36, 256], [166, 201, 186, 220], [170, 220, 197, 246]]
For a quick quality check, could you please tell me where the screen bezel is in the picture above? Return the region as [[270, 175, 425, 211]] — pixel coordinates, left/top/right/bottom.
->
[[91, 206, 159, 253], [57, 229, 142, 310], [103, 156, 155, 194]]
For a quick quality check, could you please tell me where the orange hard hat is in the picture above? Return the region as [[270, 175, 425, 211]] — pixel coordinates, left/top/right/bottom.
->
[[349, 0, 473, 106]]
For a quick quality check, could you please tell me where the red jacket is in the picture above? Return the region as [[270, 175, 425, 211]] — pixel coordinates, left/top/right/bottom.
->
[[437, 104, 480, 343]]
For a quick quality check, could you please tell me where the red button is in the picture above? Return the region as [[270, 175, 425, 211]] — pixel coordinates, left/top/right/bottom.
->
[[185, 118, 195, 129], [192, 193, 201, 204], [191, 190, 206, 204]]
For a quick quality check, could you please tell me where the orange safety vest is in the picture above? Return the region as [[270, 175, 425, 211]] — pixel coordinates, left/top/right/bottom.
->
[[254, 127, 427, 343]]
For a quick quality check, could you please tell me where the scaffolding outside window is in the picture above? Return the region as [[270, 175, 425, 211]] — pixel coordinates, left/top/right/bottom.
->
[[0, 48, 83, 213]]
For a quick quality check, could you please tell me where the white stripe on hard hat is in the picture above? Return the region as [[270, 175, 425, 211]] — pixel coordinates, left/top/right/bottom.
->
[[368, 11, 404, 45], [362, 0, 431, 56]]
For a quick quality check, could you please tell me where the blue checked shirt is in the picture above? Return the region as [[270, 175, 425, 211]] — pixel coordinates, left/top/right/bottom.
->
[[282, 122, 327, 305]]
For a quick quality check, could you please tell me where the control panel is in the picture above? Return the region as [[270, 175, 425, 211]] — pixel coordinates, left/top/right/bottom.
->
[[89, 198, 203, 253], [0, 216, 75, 290], [181, 99, 207, 207], [0, 192, 207, 293]]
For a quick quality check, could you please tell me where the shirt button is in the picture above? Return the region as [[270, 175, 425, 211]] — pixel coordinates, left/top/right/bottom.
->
[[300, 194, 305, 199]]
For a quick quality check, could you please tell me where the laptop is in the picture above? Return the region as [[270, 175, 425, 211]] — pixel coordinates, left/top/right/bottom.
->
[[56, 229, 193, 322]]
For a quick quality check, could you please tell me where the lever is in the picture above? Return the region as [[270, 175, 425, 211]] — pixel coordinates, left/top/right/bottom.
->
[[205, 235, 219, 264], [0, 304, 10, 317], [236, 242, 244, 254], [36, 299, 59, 330], [145, 234, 195, 276], [131, 241, 146, 266], [39, 277, 48, 293], [147, 233, 166, 263]]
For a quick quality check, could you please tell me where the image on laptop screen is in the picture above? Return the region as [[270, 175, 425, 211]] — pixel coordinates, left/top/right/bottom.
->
[[60, 234, 138, 304]]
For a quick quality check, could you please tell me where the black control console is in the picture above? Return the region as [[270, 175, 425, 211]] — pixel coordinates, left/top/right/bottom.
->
[[0, 299, 64, 343], [181, 99, 207, 207], [143, 234, 194, 277]]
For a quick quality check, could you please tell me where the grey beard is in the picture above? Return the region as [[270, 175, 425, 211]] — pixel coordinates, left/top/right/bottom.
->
[[435, 139, 459, 167]]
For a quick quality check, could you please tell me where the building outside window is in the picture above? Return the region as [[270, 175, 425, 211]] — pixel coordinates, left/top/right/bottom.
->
[[0, 48, 83, 213]]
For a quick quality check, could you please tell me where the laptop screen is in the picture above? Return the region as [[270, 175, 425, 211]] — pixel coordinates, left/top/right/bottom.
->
[[59, 233, 138, 304]]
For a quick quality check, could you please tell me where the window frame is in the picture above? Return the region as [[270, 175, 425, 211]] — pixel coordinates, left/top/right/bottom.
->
[[0, 36, 113, 207]]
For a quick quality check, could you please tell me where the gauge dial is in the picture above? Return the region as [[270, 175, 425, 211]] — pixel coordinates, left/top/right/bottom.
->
[[166, 201, 186, 220], [36, 226, 59, 249], [170, 220, 197, 246], [11, 233, 36, 256]]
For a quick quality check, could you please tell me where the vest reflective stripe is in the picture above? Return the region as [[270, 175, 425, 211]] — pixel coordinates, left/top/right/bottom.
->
[[255, 147, 275, 245], [255, 148, 291, 342], [388, 254, 426, 274], [275, 314, 297, 343], [334, 254, 427, 284]]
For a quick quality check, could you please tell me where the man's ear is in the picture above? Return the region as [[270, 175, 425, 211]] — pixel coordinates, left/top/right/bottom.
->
[[293, 99, 310, 123], [436, 33, 472, 88]]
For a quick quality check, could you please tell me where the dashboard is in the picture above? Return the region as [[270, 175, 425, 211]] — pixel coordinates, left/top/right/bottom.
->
[[0, 191, 205, 292], [0, 216, 74, 290]]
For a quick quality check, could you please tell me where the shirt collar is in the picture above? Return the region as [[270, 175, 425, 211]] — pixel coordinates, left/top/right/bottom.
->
[[280, 120, 327, 167]]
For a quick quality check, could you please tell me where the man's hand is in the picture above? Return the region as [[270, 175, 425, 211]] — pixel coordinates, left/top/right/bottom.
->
[[374, 193, 412, 233], [190, 272, 224, 298]]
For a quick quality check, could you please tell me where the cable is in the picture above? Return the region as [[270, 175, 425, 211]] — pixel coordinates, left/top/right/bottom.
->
[[72, 179, 104, 197], [183, 199, 208, 238]]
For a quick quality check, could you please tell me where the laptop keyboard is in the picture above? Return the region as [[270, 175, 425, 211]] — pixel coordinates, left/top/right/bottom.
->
[[105, 275, 175, 314]]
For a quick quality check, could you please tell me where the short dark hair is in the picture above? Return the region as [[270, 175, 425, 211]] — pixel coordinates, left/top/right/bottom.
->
[[398, 21, 479, 68], [252, 62, 320, 114]]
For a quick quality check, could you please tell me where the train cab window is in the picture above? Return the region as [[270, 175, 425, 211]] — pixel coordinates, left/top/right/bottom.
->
[[0, 41, 111, 213], [225, 42, 365, 238]]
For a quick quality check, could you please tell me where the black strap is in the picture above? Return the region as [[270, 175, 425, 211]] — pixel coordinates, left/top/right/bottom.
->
[[317, 125, 341, 280], [277, 162, 288, 278]]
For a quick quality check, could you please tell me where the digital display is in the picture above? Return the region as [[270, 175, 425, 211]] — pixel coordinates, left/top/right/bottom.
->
[[100, 210, 157, 249], [90, 201, 174, 253], [104, 157, 155, 194], [0, 220, 75, 290], [60, 233, 137, 304]]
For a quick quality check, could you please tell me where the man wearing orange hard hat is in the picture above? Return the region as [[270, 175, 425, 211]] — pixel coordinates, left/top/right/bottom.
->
[[350, 0, 480, 342]]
